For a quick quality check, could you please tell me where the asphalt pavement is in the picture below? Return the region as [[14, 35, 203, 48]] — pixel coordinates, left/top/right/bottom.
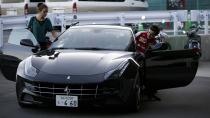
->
[[196, 61, 210, 78], [0, 61, 210, 118]]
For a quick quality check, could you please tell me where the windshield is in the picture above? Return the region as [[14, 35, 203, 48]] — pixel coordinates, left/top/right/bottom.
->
[[47, 0, 72, 2], [78, 0, 125, 1], [2, 0, 24, 3], [52, 27, 133, 51], [30, 0, 45, 2]]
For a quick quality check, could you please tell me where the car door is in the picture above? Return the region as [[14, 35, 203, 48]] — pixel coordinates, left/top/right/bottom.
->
[[0, 29, 38, 81], [145, 49, 199, 90]]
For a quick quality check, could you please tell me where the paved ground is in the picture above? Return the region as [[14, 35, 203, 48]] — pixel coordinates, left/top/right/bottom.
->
[[0, 61, 210, 118], [3, 30, 11, 44], [196, 61, 210, 77]]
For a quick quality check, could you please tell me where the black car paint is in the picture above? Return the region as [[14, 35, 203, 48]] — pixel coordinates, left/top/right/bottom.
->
[[1, 47, 199, 90], [17, 50, 137, 84], [145, 49, 199, 90], [15, 49, 140, 106], [32, 50, 134, 75], [16, 75, 136, 106], [14, 48, 200, 107]]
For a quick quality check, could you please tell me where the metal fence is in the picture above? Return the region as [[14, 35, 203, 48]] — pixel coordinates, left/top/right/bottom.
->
[[0, 10, 210, 48]]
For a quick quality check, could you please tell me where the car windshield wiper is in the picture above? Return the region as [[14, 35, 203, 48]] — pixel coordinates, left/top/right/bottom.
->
[[51, 47, 70, 50], [73, 47, 111, 50], [51, 47, 112, 51], [53, 22, 79, 42]]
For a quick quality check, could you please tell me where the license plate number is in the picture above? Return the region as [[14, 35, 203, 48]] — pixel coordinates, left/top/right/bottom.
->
[[56, 95, 78, 107]]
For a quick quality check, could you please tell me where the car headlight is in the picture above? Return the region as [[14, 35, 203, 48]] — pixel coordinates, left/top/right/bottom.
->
[[24, 82, 36, 92], [104, 61, 129, 79], [24, 57, 38, 77]]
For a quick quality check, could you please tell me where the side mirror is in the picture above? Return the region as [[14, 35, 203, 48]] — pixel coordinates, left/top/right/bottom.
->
[[127, 40, 136, 52], [20, 39, 36, 48]]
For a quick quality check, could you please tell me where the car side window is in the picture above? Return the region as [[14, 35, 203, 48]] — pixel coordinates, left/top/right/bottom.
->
[[8, 29, 38, 46]]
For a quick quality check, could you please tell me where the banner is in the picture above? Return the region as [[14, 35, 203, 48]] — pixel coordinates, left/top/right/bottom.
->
[[167, 0, 185, 10]]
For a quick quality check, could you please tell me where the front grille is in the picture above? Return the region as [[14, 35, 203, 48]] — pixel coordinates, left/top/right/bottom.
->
[[25, 82, 116, 100]]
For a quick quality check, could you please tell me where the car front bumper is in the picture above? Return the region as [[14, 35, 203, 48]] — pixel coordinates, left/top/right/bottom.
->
[[16, 75, 136, 107]]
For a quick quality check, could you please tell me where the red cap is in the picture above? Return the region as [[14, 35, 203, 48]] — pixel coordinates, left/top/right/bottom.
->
[[72, 2, 77, 13], [24, 3, 29, 15]]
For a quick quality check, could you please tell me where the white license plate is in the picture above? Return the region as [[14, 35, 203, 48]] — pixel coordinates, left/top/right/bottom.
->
[[56, 95, 78, 107]]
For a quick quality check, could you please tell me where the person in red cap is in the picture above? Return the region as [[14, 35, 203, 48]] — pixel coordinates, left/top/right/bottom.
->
[[135, 25, 160, 54]]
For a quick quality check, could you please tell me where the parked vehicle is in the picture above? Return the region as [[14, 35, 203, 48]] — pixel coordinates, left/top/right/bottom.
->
[[0, 0, 45, 16], [1, 0, 148, 16], [0, 25, 200, 111], [184, 26, 202, 57], [1, 0, 25, 16], [72, 0, 148, 12]]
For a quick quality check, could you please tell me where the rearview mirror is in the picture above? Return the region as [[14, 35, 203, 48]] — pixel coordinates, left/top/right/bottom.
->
[[20, 39, 36, 48]]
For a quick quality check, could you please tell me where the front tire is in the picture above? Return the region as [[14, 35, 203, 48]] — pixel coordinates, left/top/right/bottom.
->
[[126, 72, 144, 112], [128, 85, 143, 112]]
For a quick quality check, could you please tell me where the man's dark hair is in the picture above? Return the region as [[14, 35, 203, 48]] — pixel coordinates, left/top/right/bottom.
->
[[37, 3, 43, 8], [150, 25, 160, 36], [37, 3, 48, 12]]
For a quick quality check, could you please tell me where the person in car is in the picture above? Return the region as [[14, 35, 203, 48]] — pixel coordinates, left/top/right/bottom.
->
[[135, 25, 160, 54], [28, 3, 57, 50]]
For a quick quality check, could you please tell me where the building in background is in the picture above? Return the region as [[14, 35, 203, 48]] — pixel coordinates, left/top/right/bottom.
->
[[167, 0, 185, 10], [148, 0, 210, 11]]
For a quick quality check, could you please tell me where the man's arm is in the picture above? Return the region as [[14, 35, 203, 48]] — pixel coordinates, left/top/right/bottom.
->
[[47, 18, 57, 41], [51, 31, 57, 41]]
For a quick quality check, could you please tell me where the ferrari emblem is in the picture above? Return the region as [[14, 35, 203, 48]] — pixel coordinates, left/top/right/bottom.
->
[[67, 76, 71, 80], [64, 86, 71, 95]]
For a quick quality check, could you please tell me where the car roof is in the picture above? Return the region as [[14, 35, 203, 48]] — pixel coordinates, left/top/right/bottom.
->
[[71, 25, 132, 31]]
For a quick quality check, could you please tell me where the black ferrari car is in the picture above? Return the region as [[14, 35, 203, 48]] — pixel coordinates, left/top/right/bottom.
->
[[0, 25, 200, 111]]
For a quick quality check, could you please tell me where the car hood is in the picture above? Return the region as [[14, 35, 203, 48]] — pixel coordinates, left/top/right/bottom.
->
[[32, 50, 133, 75]]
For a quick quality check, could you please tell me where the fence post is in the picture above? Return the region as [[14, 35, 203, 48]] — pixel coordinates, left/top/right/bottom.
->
[[173, 12, 178, 36], [204, 11, 209, 35], [119, 13, 125, 26], [61, 14, 66, 32], [0, 18, 3, 48]]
